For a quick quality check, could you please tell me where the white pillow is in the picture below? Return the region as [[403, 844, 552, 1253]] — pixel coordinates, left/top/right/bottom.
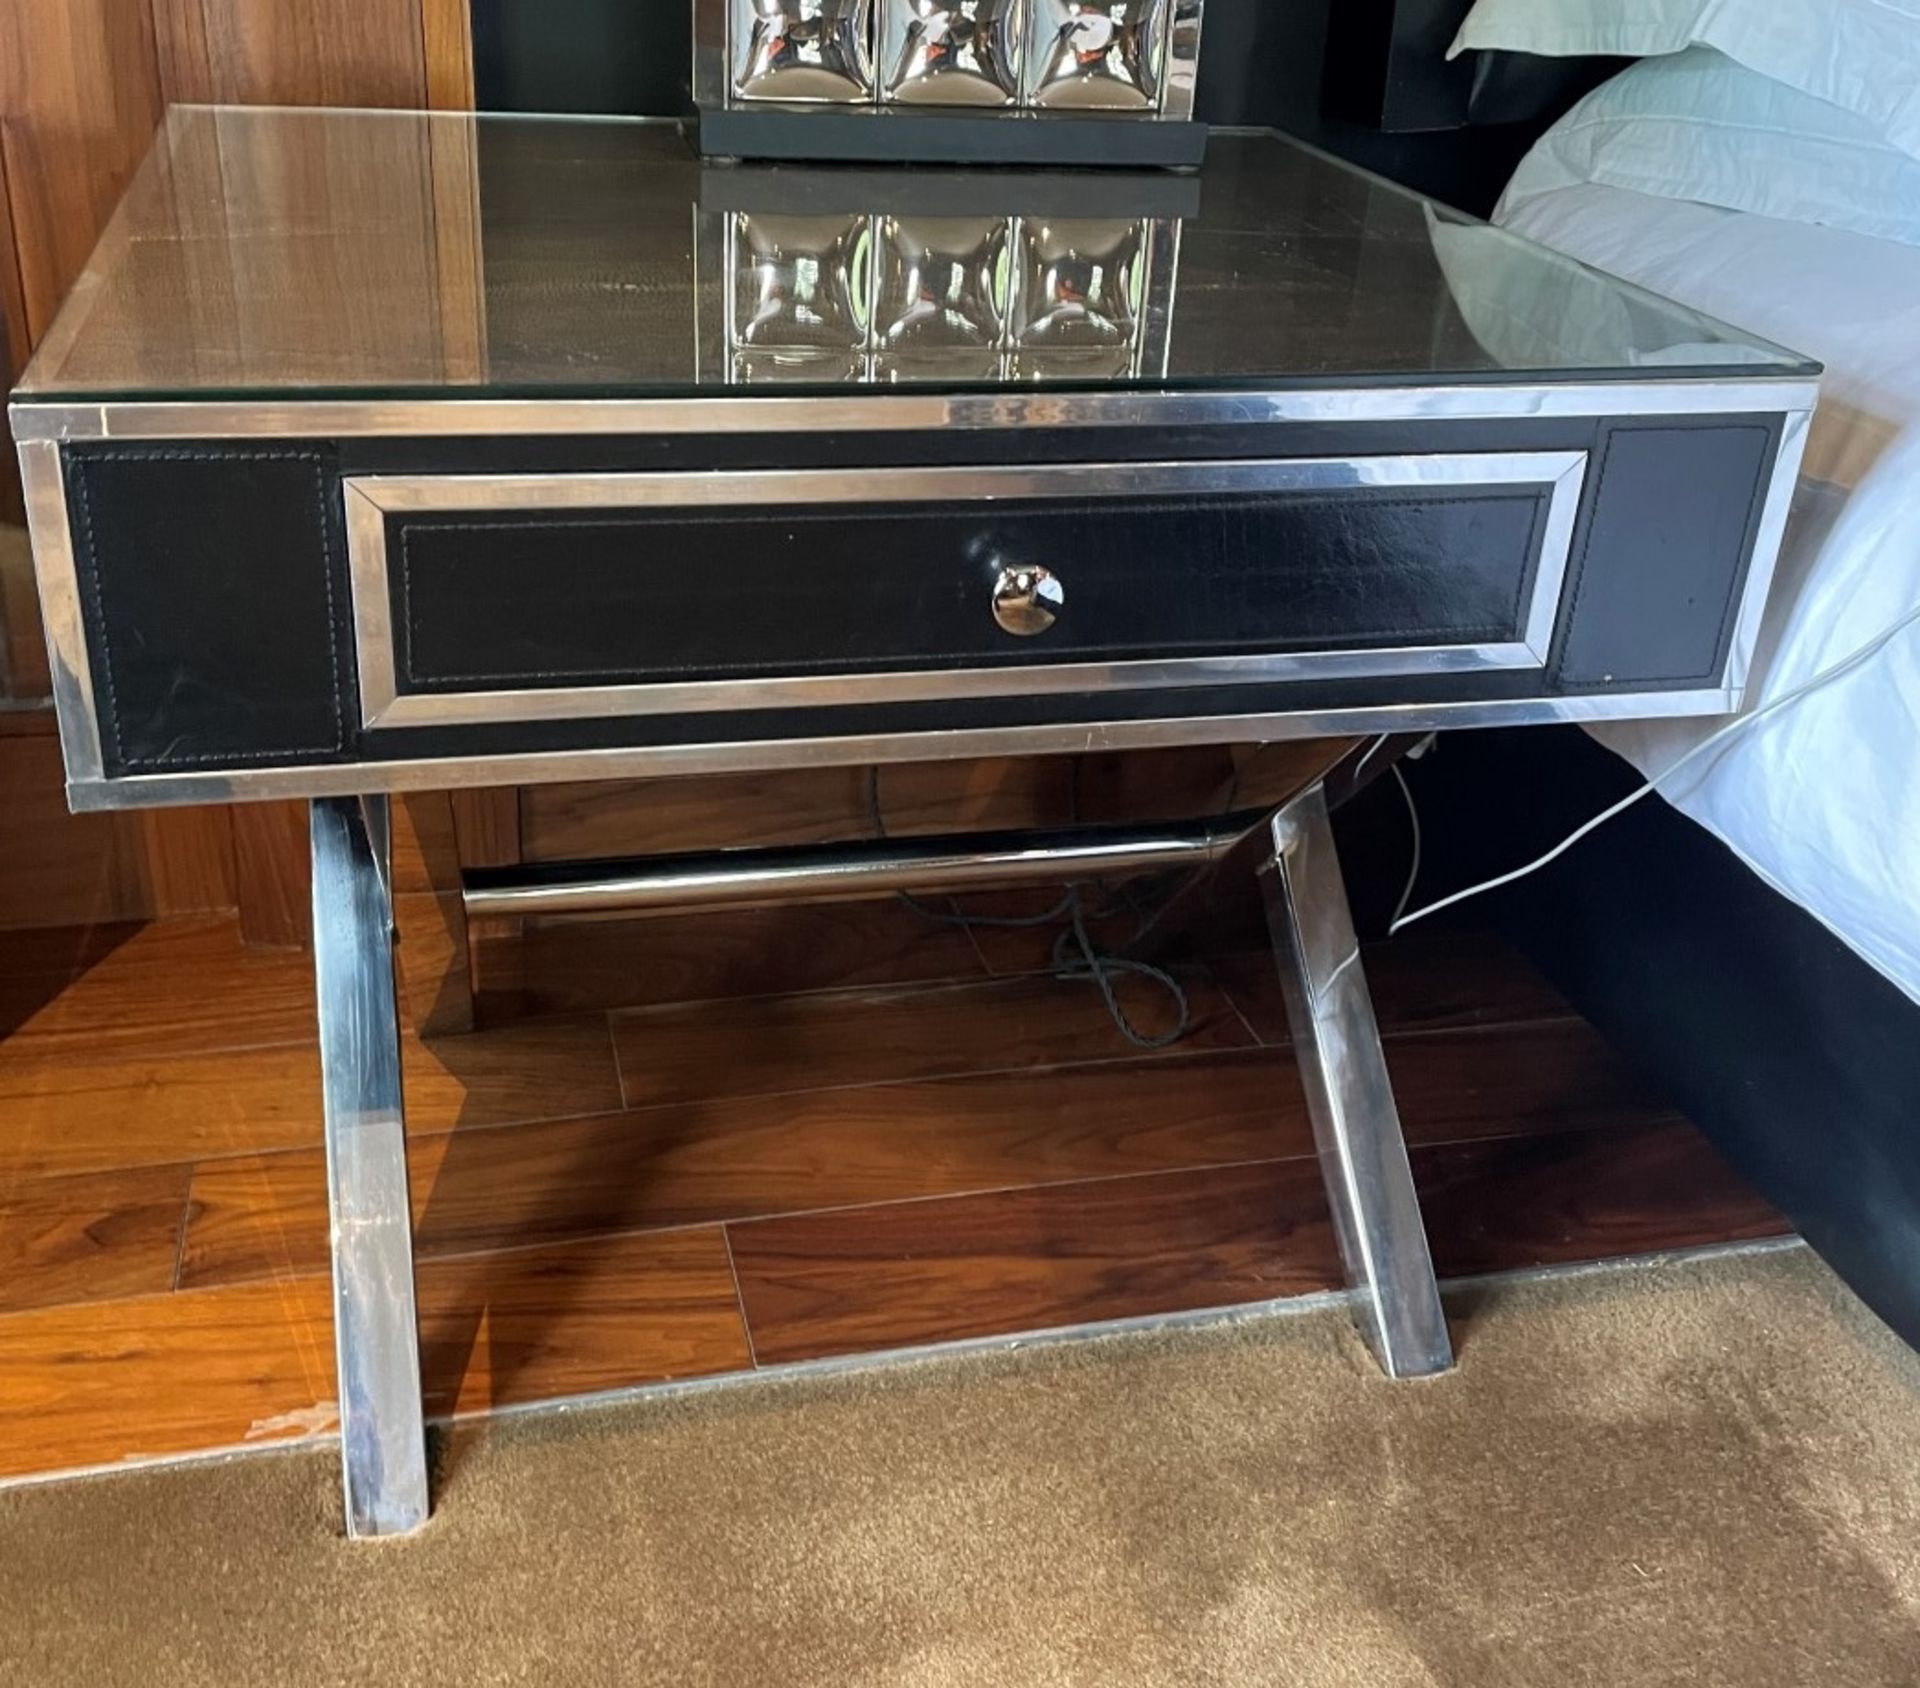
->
[[1497, 48, 1920, 249], [1450, 0, 1920, 161]]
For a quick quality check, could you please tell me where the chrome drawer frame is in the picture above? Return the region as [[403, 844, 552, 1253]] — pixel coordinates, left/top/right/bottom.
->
[[343, 450, 1589, 731]]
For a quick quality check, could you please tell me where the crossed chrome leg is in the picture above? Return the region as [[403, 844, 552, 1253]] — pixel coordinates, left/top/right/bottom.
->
[[304, 775, 1446, 1536], [311, 795, 430, 1537], [1261, 784, 1454, 1378]]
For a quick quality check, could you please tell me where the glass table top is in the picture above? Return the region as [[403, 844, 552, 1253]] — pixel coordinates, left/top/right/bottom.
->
[[13, 104, 1816, 406]]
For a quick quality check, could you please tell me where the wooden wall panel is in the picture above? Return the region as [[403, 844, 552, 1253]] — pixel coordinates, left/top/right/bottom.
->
[[450, 789, 520, 870], [0, 0, 476, 934], [0, 728, 146, 930], [393, 793, 474, 1031], [422, 0, 476, 109], [519, 750, 1252, 867], [1, 524, 44, 702], [522, 760, 1079, 863], [0, 720, 234, 929], [230, 802, 312, 949], [0, 136, 26, 529], [130, 807, 239, 918], [0, 0, 165, 340], [153, 0, 427, 107], [0, 0, 167, 666]]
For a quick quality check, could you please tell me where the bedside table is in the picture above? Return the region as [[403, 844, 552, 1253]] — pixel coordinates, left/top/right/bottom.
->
[[9, 106, 1815, 1537]]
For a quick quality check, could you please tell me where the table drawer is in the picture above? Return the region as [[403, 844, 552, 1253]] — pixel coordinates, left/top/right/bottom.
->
[[47, 410, 1789, 789], [346, 454, 1586, 729]]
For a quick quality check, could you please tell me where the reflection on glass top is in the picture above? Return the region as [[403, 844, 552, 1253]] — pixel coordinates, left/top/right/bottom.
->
[[14, 104, 1815, 404]]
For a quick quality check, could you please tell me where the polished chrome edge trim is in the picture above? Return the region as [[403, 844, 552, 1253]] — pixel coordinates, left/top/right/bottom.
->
[[7, 377, 1825, 442], [692, 0, 726, 111], [1143, 217, 1180, 380], [0, 1232, 1805, 1496], [1520, 454, 1587, 660], [1159, 0, 1203, 122], [1725, 405, 1815, 701], [344, 451, 1584, 730], [343, 482, 400, 736], [369, 642, 1545, 728], [17, 440, 106, 785], [63, 687, 1739, 810], [348, 450, 1585, 512]]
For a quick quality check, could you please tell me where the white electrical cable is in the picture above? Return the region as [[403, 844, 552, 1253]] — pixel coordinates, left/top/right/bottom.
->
[[1387, 595, 1920, 936], [1389, 762, 1422, 930], [1351, 731, 1394, 785]]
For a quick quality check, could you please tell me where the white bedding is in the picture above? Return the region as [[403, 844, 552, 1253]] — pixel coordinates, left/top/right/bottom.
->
[[1485, 183, 1920, 1001]]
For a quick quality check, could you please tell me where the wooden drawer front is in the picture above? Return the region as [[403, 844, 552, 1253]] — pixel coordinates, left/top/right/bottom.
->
[[347, 454, 1586, 730]]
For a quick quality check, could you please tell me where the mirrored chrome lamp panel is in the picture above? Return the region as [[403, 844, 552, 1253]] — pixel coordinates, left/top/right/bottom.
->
[[695, 0, 1206, 165], [1025, 0, 1166, 110], [736, 0, 875, 102], [883, 0, 1022, 105], [697, 180, 1182, 382]]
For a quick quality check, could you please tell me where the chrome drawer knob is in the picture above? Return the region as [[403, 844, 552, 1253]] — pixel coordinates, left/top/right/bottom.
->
[[991, 564, 1063, 636]]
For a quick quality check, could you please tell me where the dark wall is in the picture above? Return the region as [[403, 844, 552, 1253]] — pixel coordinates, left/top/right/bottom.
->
[[473, 0, 692, 120], [468, 0, 1570, 215], [1405, 727, 1920, 1355]]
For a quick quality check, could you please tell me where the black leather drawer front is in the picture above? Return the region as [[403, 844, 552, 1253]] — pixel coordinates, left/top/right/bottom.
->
[[347, 455, 1586, 727]]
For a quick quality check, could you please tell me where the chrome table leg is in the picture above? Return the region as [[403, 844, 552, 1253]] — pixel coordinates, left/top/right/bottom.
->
[[311, 796, 430, 1537], [1262, 784, 1453, 1378]]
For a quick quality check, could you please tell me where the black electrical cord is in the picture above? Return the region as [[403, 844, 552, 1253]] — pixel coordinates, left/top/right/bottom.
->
[[865, 764, 1194, 1049]]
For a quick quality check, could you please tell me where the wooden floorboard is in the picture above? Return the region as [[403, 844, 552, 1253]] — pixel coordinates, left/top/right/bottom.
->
[[0, 1272, 340, 1478], [0, 908, 1791, 1483], [0, 1163, 192, 1314], [176, 1012, 1667, 1293], [0, 1228, 749, 1481], [1211, 926, 1580, 1043], [0, 1014, 622, 1180], [0, 915, 315, 1056], [471, 898, 988, 1020], [415, 1227, 752, 1418], [610, 966, 1252, 1109], [729, 1161, 1342, 1365], [728, 1120, 1787, 1367], [0, 919, 147, 984], [1418, 1119, 1790, 1279], [180, 1049, 1303, 1289], [1382, 1019, 1687, 1143]]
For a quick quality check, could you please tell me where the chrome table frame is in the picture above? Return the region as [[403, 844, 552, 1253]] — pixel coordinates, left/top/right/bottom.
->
[[310, 774, 1450, 1538]]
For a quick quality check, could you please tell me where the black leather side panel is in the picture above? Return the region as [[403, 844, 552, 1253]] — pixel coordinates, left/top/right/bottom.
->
[[67, 446, 353, 773], [1557, 420, 1775, 690], [393, 484, 1547, 693]]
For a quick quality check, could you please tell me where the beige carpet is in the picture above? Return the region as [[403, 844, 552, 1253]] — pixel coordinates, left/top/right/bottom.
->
[[7, 1244, 1920, 1686]]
